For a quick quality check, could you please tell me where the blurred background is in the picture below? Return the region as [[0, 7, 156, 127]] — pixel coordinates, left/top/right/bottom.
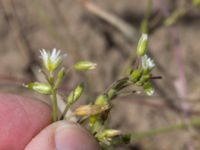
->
[[0, 0, 200, 149]]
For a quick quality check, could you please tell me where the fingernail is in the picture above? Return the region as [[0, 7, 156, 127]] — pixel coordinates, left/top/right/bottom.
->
[[55, 122, 100, 150]]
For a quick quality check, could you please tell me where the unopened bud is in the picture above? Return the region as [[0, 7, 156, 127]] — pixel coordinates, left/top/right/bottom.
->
[[57, 67, 65, 79], [74, 61, 97, 71], [136, 33, 148, 56], [25, 82, 51, 94], [54, 68, 65, 89], [130, 69, 142, 83], [67, 83, 84, 105], [95, 94, 108, 105], [144, 82, 154, 96]]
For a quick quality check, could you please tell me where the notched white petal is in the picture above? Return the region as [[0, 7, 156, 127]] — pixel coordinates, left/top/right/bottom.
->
[[141, 54, 155, 70], [39, 48, 66, 72]]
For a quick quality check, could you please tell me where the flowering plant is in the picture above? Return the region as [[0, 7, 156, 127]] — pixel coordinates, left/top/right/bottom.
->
[[25, 33, 160, 149]]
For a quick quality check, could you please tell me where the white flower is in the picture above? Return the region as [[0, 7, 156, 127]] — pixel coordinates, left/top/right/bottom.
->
[[141, 55, 155, 70], [40, 48, 66, 72]]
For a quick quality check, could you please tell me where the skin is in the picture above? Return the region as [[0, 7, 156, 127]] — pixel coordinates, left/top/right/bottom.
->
[[0, 93, 100, 150]]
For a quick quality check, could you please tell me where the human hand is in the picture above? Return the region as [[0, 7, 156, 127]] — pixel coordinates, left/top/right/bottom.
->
[[0, 93, 100, 150]]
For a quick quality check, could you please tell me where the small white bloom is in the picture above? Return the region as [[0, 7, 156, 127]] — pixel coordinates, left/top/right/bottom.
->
[[141, 55, 155, 70], [40, 48, 66, 72]]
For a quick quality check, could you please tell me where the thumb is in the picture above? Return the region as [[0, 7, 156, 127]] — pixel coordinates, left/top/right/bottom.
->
[[25, 121, 100, 150]]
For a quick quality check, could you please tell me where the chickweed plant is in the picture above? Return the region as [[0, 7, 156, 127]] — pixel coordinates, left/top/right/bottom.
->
[[25, 33, 160, 149]]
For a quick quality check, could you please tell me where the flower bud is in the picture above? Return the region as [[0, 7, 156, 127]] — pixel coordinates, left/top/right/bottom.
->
[[95, 94, 108, 105], [57, 67, 65, 79], [136, 33, 148, 56], [130, 69, 142, 83], [67, 83, 84, 105], [54, 68, 65, 89], [25, 82, 51, 94], [140, 74, 150, 83], [143, 82, 154, 96], [74, 61, 97, 71], [73, 104, 109, 116]]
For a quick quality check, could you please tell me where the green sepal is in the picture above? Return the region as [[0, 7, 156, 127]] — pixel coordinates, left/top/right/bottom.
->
[[140, 74, 150, 83], [130, 69, 142, 83], [95, 94, 108, 105]]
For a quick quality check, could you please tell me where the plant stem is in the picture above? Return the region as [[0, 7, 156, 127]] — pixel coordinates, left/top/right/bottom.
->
[[52, 89, 57, 122], [140, 0, 153, 33], [60, 103, 70, 120], [131, 117, 200, 141]]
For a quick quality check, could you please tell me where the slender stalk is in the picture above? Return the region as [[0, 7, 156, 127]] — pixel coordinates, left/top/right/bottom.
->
[[140, 0, 153, 33], [131, 118, 200, 141], [52, 89, 57, 122], [60, 103, 70, 120], [49, 72, 54, 85]]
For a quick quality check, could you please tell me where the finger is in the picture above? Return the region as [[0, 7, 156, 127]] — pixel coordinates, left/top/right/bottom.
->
[[25, 121, 100, 150], [0, 93, 52, 150]]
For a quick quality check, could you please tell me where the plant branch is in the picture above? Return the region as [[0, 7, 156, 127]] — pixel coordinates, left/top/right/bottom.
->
[[131, 117, 200, 141]]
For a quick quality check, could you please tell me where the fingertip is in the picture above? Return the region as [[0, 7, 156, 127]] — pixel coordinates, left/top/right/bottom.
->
[[0, 93, 52, 150], [25, 121, 100, 150]]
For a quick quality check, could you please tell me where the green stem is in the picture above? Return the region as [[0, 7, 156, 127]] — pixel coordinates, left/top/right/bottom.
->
[[140, 0, 153, 33], [131, 117, 200, 141], [49, 72, 54, 85], [60, 103, 70, 120], [164, 8, 188, 27], [52, 89, 57, 122]]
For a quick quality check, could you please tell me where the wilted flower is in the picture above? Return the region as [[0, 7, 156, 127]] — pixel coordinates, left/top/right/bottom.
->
[[40, 48, 66, 72], [73, 104, 109, 116], [141, 55, 155, 70]]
